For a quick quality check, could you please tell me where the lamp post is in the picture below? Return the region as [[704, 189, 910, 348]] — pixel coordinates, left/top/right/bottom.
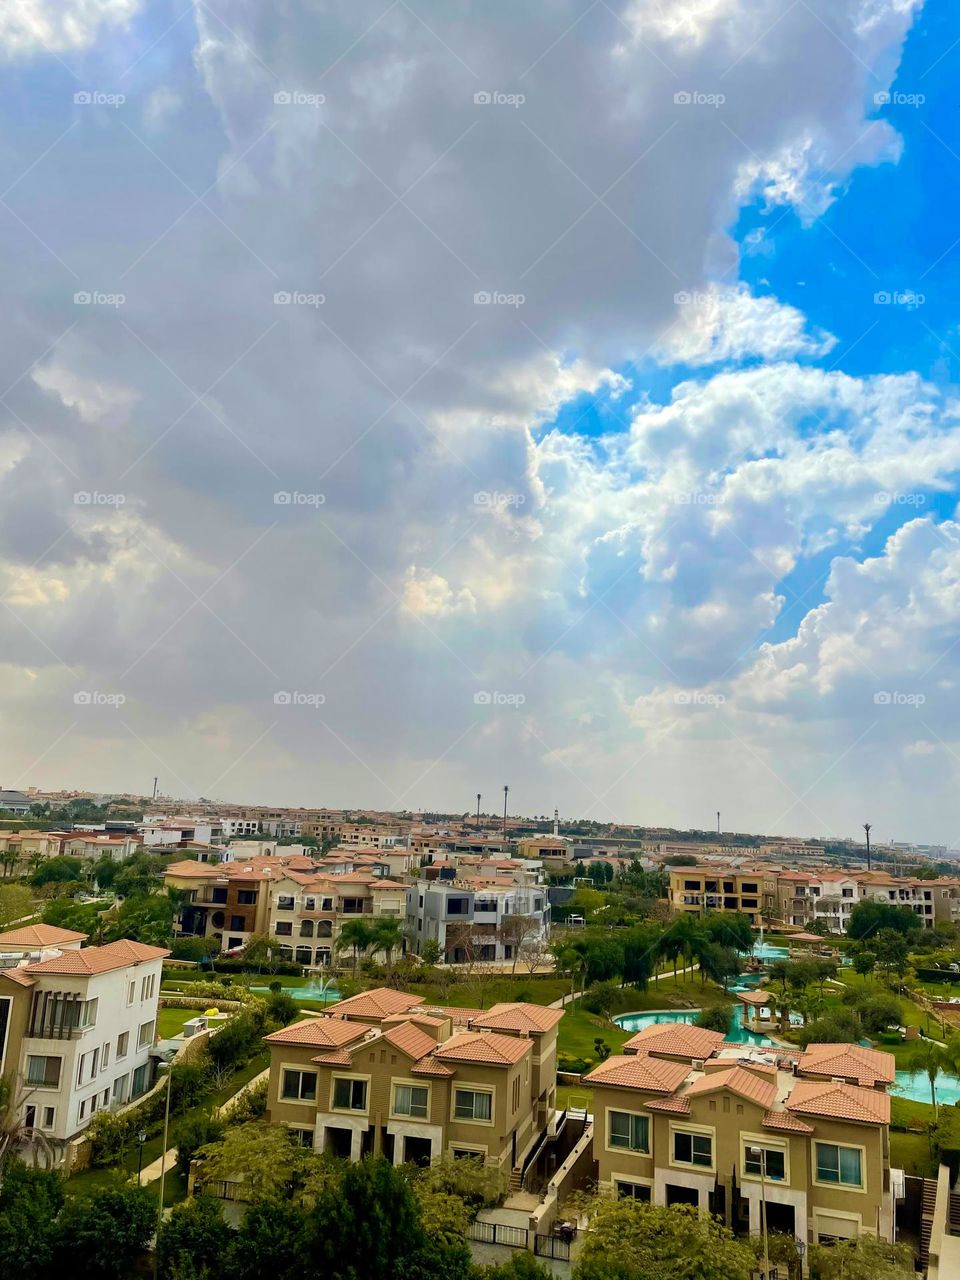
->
[[136, 1129, 147, 1186], [749, 1146, 771, 1280]]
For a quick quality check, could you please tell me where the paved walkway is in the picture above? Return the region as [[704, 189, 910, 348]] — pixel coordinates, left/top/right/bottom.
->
[[139, 1147, 177, 1185]]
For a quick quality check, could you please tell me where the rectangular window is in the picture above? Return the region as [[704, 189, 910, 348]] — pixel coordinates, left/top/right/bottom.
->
[[616, 1182, 651, 1201], [41, 1106, 55, 1129], [282, 1069, 317, 1102], [609, 1111, 649, 1153], [131, 1064, 149, 1097], [275, 921, 293, 936], [394, 1084, 428, 1118], [229, 916, 245, 932], [101, 1043, 110, 1071], [744, 1146, 786, 1181], [815, 1143, 862, 1188], [237, 890, 257, 905], [277, 895, 295, 911], [138, 1021, 155, 1049], [26, 1055, 61, 1088], [454, 1089, 493, 1121], [332, 1078, 368, 1111], [0, 996, 10, 1073], [446, 898, 469, 916], [673, 1130, 712, 1168], [127, 982, 135, 1006], [117, 1032, 129, 1059], [82, 998, 99, 1028]]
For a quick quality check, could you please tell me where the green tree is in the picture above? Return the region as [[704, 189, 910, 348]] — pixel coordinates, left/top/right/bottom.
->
[[847, 900, 920, 941], [230, 1200, 306, 1280], [799, 1009, 862, 1048], [195, 1123, 309, 1202], [0, 884, 33, 930], [157, 1194, 233, 1279], [371, 916, 405, 969], [420, 938, 442, 966], [808, 1234, 914, 1280], [51, 1180, 154, 1280], [855, 993, 902, 1037], [694, 1005, 732, 1034], [104, 892, 175, 947], [113, 852, 167, 898], [336, 919, 375, 974], [0, 1160, 63, 1280], [172, 1111, 225, 1178], [29, 856, 83, 887], [573, 1200, 754, 1280], [912, 1039, 948, 1113]]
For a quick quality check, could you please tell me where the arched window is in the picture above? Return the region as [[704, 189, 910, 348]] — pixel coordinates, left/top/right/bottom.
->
[[299, 920, 314, 938], [295, 946, 312, 965]]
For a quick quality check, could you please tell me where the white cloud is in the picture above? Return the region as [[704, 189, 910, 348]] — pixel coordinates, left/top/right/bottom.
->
[[0, 0, 140, 58], [660, 285, 836, 365], [31, 361, 139, 425]]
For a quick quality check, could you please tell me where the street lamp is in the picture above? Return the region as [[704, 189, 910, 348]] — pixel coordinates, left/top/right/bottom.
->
[[136, 1129, 147, 1185], [749, 1146, 771, 1280]]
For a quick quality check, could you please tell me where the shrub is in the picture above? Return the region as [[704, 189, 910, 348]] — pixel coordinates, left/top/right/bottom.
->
[[694, 1005, 732, 1034], [173, 1112, 225, 1178], [265, 992, 299, 1026], [417, 1155, 504, 1212], [208, 1013, 261, 1072], [225, 1077, 269, 1127]]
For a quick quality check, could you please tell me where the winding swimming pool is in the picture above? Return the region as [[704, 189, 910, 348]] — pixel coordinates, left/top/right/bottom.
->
[[615, 1003, 801, 1047]]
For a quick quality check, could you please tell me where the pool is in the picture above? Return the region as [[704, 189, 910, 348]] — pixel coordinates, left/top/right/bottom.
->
[[250, 979, 341, 1006], [616, 1003, 801, 1047], [751, 941, 789, 961], [893, 1069, 960, 1107]]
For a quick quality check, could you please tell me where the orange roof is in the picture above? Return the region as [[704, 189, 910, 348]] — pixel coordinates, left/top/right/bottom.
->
[[433, 1030, 532, 1066], [798, 1043, 895, 1087], [472, 1003, 564, 1034], [382, 1023, 439, 1061], [623, 1023, 725, 1061], [411, 1056, 455, 1078], [686, 1066, 777, 1109], [0, 923, 88, 947], [762, 1110, 814, 1135], [645, 1094, 691, 1114], [583, 1053, 690, 1094], [0, 968, 36, 987], [264, 1018, 368, 1048], [23, 938, 169, 976], [333, 988, 425, 1019], [310, 1049, 354, 1066], [787, 1079, 890, 1125]]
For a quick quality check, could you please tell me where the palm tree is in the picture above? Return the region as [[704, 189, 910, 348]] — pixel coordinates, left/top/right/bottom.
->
[[336, 919, 375, 975], [371, 917, 404, 971], [912, 1039, 948, 1114], [0, 1077, 57, 1178]]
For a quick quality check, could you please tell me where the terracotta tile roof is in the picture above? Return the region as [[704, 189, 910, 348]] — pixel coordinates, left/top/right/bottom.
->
[[798, 1043, 895, 1087], [787, 1079, 890, 1125], [472, 1003, 564, 1034], [381, 1012, 446, 1030], [736, 990, 772, 1006], [686, 1067, 777, 1109], [23, 939, 169, 976], [645, 1094, 691, 1113], [310, 1049, 354, 1066], [264, 1017, 369, 1048], [0, 967, 36, 987], [623, 1023, 725, 1061], [382, 1023, 439, 1061], [430, 1005, 485, 1025], [762, 1110, 814, 1135], [583, 1053, 690, 1094], [332, 988, 425, 1019], [0, 924, 88, 947], [411, 1056, 455, 1078], [433, 1030, 532, 1066]]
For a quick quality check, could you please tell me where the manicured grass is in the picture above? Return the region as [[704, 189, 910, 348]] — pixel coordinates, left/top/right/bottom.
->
[[411, 975, 569, 1008], [557, 1001, 632, 1065], [890, 1130, 936, 1178], [156, 1007, 195, 1039]]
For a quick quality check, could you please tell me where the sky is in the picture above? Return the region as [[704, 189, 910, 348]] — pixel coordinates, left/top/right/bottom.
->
[[2, 0, 960, 844]]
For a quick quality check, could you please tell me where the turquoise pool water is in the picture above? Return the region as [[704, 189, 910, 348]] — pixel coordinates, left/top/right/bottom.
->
[[616, 1004, 800, 1047], [893, 1069, 960, 1106], [751, 941, 789, 961]]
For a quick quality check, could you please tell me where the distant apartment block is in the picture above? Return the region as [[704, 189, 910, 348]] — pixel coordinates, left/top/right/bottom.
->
[[268, 869, 407, 968], [0, 925, 167, 1148], [585, 1029, 895, 1249], [264, 987, 562, 1169], [668, 868, 778, 926], [406, 880, 550, 963]]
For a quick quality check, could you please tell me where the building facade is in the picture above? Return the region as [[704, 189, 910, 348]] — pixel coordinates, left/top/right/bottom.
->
[[0, 926, 168, 1147], [405, 879, 550, 963]]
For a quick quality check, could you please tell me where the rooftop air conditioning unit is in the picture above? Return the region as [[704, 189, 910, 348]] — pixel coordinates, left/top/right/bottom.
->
[[692, 1059, 705, 1071]]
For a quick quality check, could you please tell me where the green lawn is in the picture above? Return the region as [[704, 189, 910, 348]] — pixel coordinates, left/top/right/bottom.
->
[[156, 1007, 195, 1039], [890, 1130, 936, 1178]]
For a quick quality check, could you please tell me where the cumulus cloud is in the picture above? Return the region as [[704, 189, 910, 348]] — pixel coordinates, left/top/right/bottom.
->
[[0, 0, 140, 58]]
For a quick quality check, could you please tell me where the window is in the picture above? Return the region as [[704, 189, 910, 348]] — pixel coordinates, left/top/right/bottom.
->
[[744, 1146, 786, 1181], [454, 1089, 492, 1121], [393, 1084, 428, 1118], [300, 920, 314, 937], [815, 1143, 863, 1188], [275, 921, 293, 936], [127, 981, 135, 1006], [277, 896, 295, 911], [26, 1055, 61, 1088], [101, 1043, 110, 1071], [0, 996, 10, 1072], [447, 898, 469, 916], [237, 890, 257, 905], [616, 1182, 651, 1201], [81, 998, 99, 1028], [41, 1106, 55, 1129], [77, 1099, 87, 1123], [229, 916, 245, 932], [282, 1069, 317, 1102], [138, 1020, 155, 1049], [673, 1130, 712, 1168], [131, 1064, 149, 1097], [117, 1032, 129, 1059], [609, 1111, 649, 1153], [290, 1128, 314, 1148], [304, 897, 316, 911], [341, 898, 364, 914], [332, 1078, 368, 1111]]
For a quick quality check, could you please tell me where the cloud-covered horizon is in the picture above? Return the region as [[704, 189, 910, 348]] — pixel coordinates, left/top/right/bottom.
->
[[4, 0, 959, 843]]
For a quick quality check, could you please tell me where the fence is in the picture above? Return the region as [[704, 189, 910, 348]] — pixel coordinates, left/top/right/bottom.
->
[[467, 1221, 529, 1249], [534, 1233, 573, 1261]]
